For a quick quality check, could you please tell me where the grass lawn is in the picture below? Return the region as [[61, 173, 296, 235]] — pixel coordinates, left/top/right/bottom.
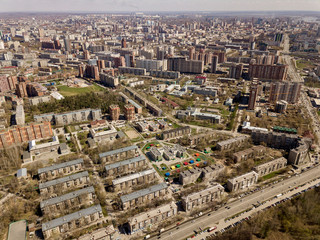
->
[[57, 84, 104, 96], [262, 168, 287, 181]]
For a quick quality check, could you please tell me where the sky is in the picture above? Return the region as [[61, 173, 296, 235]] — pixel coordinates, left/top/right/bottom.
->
[[0, 0, 319, 12]]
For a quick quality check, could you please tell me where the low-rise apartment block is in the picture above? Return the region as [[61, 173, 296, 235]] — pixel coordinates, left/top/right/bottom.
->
[[127, 202, 178, 233], [182, 183, 224, 212], [216, 136, 249, 151], [112, 169, 156, 191], [38, 158, 84, 181], [39, 171, 89, 195], [104, 155, 147, 177], [40, 186, 95, 215], [42, 205, 103, 239], [161, 126, 191, 140], [99, 145, 138, 163], [201, 164, 225, 180], [227, 171, 259, 192], [179, 168, 202, 185], [253, 157, 287, 176], [189, 132, 215, 146], [120, 183, 168, 210], [233, 145, 266, 163]]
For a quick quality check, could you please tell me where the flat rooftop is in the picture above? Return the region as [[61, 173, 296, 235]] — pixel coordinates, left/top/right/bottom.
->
[[42, 205, 102, 231], [120, 183, 167, 203], [39, 171, 88, 190], [38, 158, 84, 175], [40, 186, 95, 209], [8, 220, 27, 240], [99, 145, 138, 158], [105, 155, 145, 171]]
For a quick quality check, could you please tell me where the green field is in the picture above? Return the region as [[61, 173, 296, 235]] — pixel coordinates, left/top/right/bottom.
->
[[57, 84, 104, 96]]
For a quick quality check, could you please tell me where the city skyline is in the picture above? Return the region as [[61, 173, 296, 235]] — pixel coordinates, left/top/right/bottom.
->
[[0, 0, 319, 13]]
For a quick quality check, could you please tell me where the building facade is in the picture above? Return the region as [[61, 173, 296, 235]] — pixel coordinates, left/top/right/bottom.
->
[[182, 183, 224, 212], [161, 126, 191, 140], [99, 145, 138, 163], [227, 171, 259, 192], [216, 136, 249, 151], [253, 157, 287, 176]]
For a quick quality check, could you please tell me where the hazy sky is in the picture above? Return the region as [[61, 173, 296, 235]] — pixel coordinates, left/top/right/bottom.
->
[[0, 0, 319, 12]]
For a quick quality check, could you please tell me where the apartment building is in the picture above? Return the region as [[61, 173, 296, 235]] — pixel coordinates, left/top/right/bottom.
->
[[161, 126, 191, 140], [28, 95, 52, 106], [227, 171, 259, 192], [233, 145, 266, 163], [100, 73, 119, 87], [34, 109, 102, 125], [201, 164, 225, 180], [216, 136, 249, 151], [42, 205, 103, 240], [179, 168, 202, 185], [127, 202, 178, 233], [112, 169, 156, 191], [149, 70, 180, 79], [118, 66, 146, 76], [104, 155, 147, 177], [182, 183, 224, 212], [120, 183, 168, 210], [136, 59, 167, 71], [39, 171, 89, 195], [38, 158, 84, 181], [269, 81, 301, 104], [189, 132, 215, 146], [99, 145, 138, 163], [40, 186, 96, 215], [0, 121, 53, 149], [15, 104, 25, 125], [167, 57, 204, 74], [248, 63, 288, 81], [288, 140, 310, 166], [253, 157, 287, 176], [251, 130, 298, 149]]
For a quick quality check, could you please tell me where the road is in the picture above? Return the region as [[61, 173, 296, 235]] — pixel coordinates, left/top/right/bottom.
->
[[151, 165, 320, 240]]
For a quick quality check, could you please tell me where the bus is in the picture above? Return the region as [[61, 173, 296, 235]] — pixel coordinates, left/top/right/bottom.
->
[[208, 226, 217, 232]]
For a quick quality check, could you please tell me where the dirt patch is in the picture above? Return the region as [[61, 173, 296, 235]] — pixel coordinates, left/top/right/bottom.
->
[[125, 130, 140, 139]]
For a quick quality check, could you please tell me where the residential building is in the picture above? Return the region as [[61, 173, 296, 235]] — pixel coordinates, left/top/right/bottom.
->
[[269, 82, 301, 104], [179, 168, 202, 185], [89, 125, 118, 143], [99, 145, 138, 163], [149, 147, 162, 161], [288, 140, 310, 166], [136, 59, 167, 71], [40, 186, 95, 215], [248, 63, 288, 81], [118, 67, 146, 76], [248, 84, 261, 110], [253, 157, 287, 176], [42, 205, 103, 240], [233, 145, 266, 163], [229, 63, 243, 79], [0, 121, 53, 149], [182, 183, 224, 211], [201, 164, 225, 180], [124, 104, 135, 121], [227, 171, 259, 192], [161, 126, 191, 140], [127, 202, 177, 233], [211, 55, 218, 73], [15, 104, 25, 125], [149, 70, 180, 79], [120, 183, 168, 210], [78, 226, 115, 240], [29, 95, 52, 106], [112, 169, 156, 191], [216, 136, 249, 151], [167, 57, 204, 74], [104, 155, 147, 177], [100, 73, 119, 87], [39, 171, 90, 195], [38, 158, 84, 181], [28, 136, 61, 156], [109, 105, 120, 121]]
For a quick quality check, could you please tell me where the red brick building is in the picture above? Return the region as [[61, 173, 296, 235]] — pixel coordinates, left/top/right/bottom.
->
[[0, 121, 53, 148]]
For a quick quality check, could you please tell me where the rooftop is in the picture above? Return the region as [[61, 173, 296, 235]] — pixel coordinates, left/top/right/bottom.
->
[[112, 169, 155, 185], [39, 171, 88, 190], [120, 183, 168, 203], [105, 155, 146, 171], [99, 145, 138, 158], [42, 205, 102, 231], [40, 186, 95, 209], [38, 158, 83, 175]]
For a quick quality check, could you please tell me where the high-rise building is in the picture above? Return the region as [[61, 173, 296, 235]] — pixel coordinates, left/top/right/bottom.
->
[[97, 60, 105, 71], [248, 63, 288, 81], [84, 50, 90, 60], [0, 75, 10, 93], [109, 105, 120, 121], [167, 57, 204, 74], [64, 38, 71, 52], [16, 82, 28, 97], [211, 55, 218, 73], [121, 38, 127, 48], [7, 76, 17, 90], [189, 47, 195, 60], [269, 82, 301, 104], [229, 63, 243, 79], [248, 84, 261, 110], [124, 104, 135, 121]]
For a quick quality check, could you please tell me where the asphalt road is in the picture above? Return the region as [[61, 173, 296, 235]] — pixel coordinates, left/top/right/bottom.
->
[[151, 165, 320, 240]]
